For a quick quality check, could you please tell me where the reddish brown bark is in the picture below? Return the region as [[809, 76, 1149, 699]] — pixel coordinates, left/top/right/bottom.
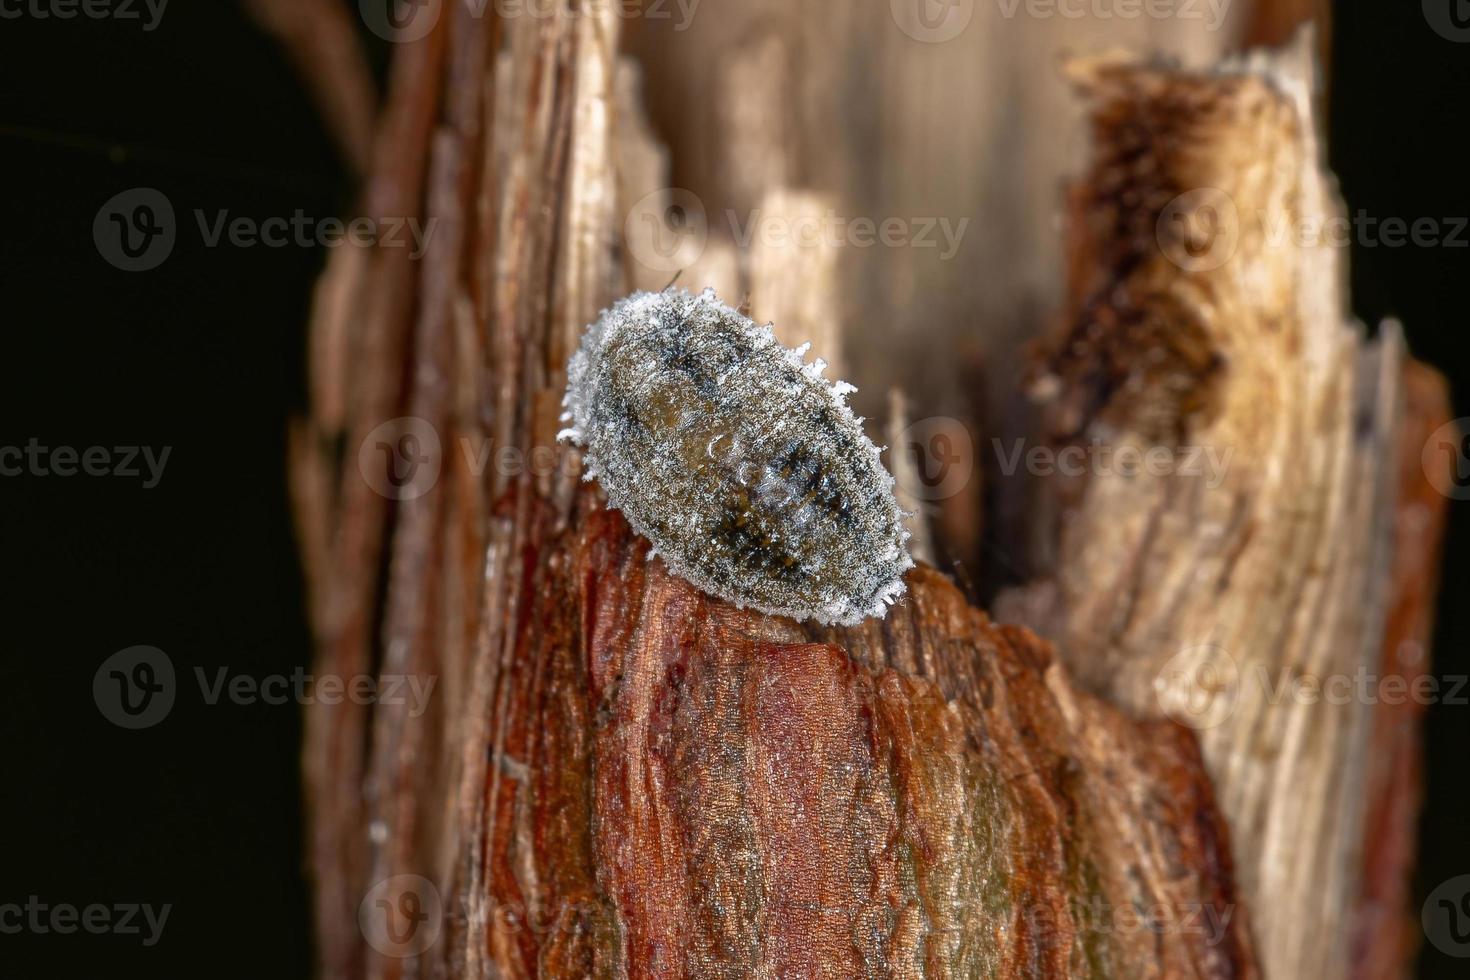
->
[[461, 495, 1256, 977]]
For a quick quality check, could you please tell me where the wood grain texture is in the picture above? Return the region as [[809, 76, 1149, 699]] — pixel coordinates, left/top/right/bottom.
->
[[468, 497, 1257, 978], [282, 5, 1263, 978], [1350, 363, 1454, 980], [996, 32, 1447, 980]]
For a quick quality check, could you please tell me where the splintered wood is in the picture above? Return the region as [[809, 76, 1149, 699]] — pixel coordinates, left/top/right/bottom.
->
[[998, 35, 1448, 980]]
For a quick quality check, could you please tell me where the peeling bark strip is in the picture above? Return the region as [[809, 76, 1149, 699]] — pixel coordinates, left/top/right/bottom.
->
[[478, 500, 1255, 978], [1350, 363, 1453, 980], [1001, 33, 1450, 980]]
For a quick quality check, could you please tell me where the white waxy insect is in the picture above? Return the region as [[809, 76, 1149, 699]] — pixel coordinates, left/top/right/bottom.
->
[[559, 288, 912, 626]]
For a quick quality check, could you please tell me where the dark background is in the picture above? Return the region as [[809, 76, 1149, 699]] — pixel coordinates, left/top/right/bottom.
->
[[0, 2, 1464, 976]]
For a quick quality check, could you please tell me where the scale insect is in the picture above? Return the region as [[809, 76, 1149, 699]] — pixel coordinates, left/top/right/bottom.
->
[[559, 288, 912, 626]]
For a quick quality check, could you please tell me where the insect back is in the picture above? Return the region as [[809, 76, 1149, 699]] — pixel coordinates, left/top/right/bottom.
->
[[560, 289, 911, 626]]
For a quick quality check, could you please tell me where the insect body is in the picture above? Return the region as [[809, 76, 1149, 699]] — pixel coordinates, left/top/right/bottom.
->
[[559, 289, 911, 626]]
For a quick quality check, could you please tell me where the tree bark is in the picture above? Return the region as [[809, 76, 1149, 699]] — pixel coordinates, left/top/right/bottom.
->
[[273, 4, 1447, 978]]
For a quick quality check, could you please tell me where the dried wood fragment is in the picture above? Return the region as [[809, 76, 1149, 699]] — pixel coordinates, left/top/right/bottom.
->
[[996, 33, 1450, 980]]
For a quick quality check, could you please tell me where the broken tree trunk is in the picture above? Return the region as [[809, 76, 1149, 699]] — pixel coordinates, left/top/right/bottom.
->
[[995, 34, 1452, 980], [290, 8, 1253, 976], [273, 3, 1447, 979]]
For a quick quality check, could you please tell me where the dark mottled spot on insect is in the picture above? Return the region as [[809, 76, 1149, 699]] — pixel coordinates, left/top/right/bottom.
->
[[711, 494, 808, 588], [655, 335, 721, 400]]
